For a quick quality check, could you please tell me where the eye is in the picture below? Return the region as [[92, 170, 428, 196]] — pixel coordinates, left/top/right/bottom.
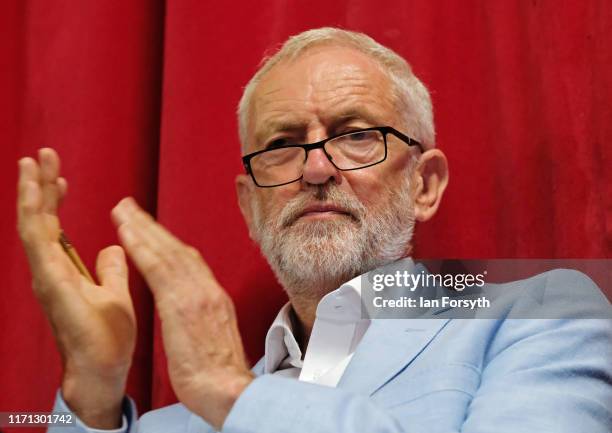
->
[[266, 137, 293, 149], [348, 131, 368, 141], [337, 124, 372, 137]]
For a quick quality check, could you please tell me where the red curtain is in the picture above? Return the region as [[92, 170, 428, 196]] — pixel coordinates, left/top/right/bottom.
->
[[2, 1, 611, 431]]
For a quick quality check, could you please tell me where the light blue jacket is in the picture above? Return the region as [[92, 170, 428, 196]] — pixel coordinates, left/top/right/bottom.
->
[[51, 269, 612, 432]]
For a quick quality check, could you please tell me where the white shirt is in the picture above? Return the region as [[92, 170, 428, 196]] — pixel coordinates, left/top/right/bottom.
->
[[264, 272, 370, 387]]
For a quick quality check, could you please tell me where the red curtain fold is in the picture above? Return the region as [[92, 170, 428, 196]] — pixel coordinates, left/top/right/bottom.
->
[[2, 1, 610, 430]]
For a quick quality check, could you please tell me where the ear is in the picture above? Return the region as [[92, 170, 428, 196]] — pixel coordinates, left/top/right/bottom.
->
[[412, 149, 449, 222], [235, 174, 258, 240]]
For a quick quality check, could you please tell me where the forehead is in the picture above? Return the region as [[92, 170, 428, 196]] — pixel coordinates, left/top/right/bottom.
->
[[248, 45, 398, 149]]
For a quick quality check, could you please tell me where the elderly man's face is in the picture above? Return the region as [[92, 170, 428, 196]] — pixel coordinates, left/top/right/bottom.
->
[[237, 45, 422, 296]]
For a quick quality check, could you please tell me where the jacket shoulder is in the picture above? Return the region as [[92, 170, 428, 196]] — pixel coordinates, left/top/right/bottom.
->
[[478, 268, 610, 319]]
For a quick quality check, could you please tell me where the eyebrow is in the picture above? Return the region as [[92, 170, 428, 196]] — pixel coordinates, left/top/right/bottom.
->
[[329, 107, 382, 128], [254, 106, 386, 149], [254, 118, 309, 150]]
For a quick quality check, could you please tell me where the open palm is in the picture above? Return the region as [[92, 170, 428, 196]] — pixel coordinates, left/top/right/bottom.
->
[[17, 149, 136, 421]]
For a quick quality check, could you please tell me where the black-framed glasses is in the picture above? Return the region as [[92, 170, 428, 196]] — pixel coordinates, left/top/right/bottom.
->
[[242, 126, 424, 188]]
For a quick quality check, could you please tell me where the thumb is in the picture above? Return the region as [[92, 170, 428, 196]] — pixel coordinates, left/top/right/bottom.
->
[[96, 245, 129, 292]]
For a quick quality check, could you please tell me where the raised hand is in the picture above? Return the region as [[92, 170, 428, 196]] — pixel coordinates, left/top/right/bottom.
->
[[17, 149, 136, 429], [112, 198, 253, 431]]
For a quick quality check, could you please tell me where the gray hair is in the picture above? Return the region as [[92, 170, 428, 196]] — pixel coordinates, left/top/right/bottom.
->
[[237, 27, 435, 152]]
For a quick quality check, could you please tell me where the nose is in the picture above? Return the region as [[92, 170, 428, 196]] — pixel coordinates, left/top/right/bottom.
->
[[301, 148, 342, 185]]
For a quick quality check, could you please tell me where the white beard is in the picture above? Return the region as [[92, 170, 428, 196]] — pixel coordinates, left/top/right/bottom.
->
[[251, 175, 416, 300]]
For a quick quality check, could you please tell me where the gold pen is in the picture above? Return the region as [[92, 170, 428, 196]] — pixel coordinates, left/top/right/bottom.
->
[[58, 230, 95, 283]]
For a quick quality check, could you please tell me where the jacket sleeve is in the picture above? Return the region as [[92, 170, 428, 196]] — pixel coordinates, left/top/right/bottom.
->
[[47, 391, 137, 433], [222, 374, 410, 432]]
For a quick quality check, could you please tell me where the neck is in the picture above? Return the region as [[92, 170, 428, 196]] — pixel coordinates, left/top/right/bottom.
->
[[281, 256, 408, 352], [288, 301, 314, 354], [286, 279, 339, 353]]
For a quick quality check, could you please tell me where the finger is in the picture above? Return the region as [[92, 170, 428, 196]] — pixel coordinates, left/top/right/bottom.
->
[[115, 199, 213, 281], [19, 180, 43, 220], [114, 201, 212, 290], [17, 158, 42, 217], [112, 199, 168, 280], [18, 157, 63, 246], [96, 245, 129, 293], [112, 197, 183, 251], [17, 158, 72, 279], [18, 156, 40, 184], [57, 177, 68, 206], [57, 177, 68, 196], [39, 148, 60, 182], [113, 198, 209, 271], [38, 148, 62, 214], [112, 198, 202, 267], [17, 159, 45, 244], [116, 222, 169, 288]]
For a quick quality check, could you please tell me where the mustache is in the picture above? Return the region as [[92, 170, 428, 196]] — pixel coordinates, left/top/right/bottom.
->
[[278, 184, 365, 229]]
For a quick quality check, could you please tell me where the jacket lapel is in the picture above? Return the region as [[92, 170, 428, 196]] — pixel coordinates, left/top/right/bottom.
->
[[337, 317, 450, 396]]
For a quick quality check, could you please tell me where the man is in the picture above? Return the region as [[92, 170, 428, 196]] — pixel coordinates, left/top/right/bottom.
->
[[17, 27, 611, 433]]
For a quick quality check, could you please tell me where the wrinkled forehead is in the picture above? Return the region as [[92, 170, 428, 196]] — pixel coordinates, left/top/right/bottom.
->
[[247, 46, 398, 150]]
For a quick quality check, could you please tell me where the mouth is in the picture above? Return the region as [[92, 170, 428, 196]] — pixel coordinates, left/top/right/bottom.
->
[[295, 204, 354, 222]]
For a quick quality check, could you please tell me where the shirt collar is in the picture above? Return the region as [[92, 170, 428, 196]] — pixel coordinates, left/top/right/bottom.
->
[[263, 302, 303, 374], [263, 257, 414, 374]]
